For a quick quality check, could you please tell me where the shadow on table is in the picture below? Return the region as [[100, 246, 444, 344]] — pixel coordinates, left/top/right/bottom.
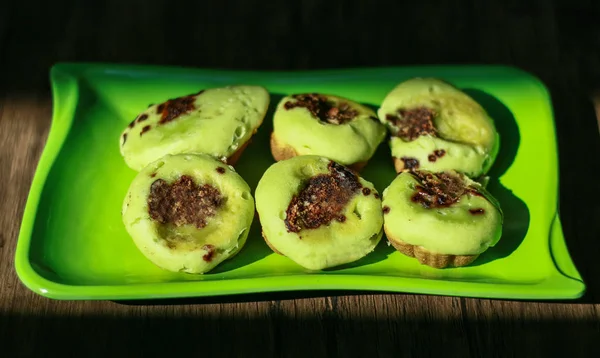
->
[[1, 312, 598, 357], [464, 89, 530, 265]]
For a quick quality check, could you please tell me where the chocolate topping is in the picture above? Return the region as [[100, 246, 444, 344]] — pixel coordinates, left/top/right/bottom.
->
[[156, 93, 198, 125], [386, 107, 437, 141], [410, 171, 467, 209], [284, 93, 358, 125], [140, 125, 151, 136], [284, 161, 362, 233], [428, 149, 446, 162], [401, 157, 420, 170], [202, 244, 216, 262], [469, 208, 485, 215], [148, 175, 223, 229], [122, 133, 127, 145], [216, 167, 226, 174], [362, 187, 371, 196], [137, 114, 148, 122], [383, 206, 390, 214]]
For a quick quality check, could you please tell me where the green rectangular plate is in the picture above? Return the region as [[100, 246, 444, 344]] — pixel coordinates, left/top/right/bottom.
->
[[15, 63, 585, 301]]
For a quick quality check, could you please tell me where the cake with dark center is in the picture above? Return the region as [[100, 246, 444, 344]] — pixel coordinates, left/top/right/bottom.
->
[[255, 155, 384, 270], [381, 169, 503, 268], [377, 78, 500, 178], [121, 153, 255, 274], [120, 85, 270, 171], [270, 93, 387, 171]]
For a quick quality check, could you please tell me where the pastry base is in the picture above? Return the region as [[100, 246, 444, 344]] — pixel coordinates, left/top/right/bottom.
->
[[225, 131, 256, 166], [270, 132, 367, 172], [385, 227, 479, 269], [393, 156, 409, 173]]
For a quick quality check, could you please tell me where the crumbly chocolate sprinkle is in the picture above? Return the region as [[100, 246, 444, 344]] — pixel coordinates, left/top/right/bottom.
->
[[428, 149, 446, 162], [156, 94, 197, 125], [148, 175, 223, 229], [122, 133, 127, 145], [137, 114, 148, 122], [410, 171, 467, 209], [284, 93, 358, 125], [383, 206, 390, 214], [140, 125, 151, 136], [469, 208, 485, 215], [362, 187, 371, 196], [401, 157, 420, 170], [202, 244, 216, 262], [128, 118, 136, 128], [284, 161, 362, 233], [216, 167, 226, 174], [374, 193, 380, 199], [386, 107, 437, 141]]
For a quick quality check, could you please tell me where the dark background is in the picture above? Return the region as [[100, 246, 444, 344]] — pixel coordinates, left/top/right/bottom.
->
[[1, 0, 599, 357]]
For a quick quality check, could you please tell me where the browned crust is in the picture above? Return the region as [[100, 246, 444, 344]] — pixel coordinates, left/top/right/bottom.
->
[[270, 132, 368, 172], [261, 230, 284, 256], [348, 160, 368, 173], [269, 132, 297, 163], [226, 130, 256, 166], [384, 226, 479, 268], [393, 156, 406, 173]]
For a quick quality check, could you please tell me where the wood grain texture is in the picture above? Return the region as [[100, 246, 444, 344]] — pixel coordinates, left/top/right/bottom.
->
[[1, 0, 599, 357]]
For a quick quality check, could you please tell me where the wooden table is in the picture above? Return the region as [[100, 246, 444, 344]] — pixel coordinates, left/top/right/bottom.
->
[[1, 1, 599, 356]]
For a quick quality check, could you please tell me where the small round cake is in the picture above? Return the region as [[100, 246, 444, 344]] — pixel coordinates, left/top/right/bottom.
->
[[121, 153, 255, 274], [271, 93, 387, 171], [120, 85, 270, 171], [377, 78, 499, 177], [381, 169, 503, 268], [255, 155, 384, 270]]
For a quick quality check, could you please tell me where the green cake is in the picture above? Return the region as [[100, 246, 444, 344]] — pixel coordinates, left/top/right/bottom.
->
[[271, 93, 387, 171], [255, 155, 384, 270], [120, 85, 270, 171], [381, 169, 503, 268], [377, 78, 499, 178], [121, 153, 255, 274]]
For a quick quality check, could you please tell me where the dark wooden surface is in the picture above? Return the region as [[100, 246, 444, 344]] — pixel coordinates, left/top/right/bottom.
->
[[1, 0, 599, 356]]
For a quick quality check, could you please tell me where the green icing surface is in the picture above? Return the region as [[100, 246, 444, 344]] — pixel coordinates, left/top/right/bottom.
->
[[377, 78, 499, 177], [120, 85, 270, 171], [382, 171, 503, 256], [272, 94, 387, 166], [121, 154, 255, 274], [389, 135, 495, 178], [255, 155, 384, 270]]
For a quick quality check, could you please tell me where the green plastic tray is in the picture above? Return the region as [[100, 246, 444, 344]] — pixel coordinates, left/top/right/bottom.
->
[[14, 63, 585, 300]]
